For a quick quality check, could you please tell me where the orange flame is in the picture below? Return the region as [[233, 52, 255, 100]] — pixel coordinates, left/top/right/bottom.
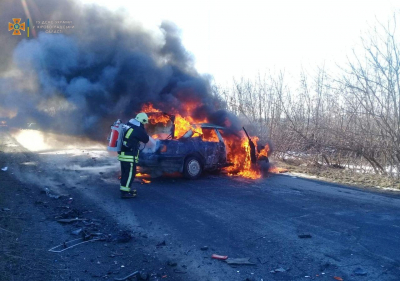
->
[[136, 173, 151, 178], [224, 133, 261, 179], [258, 145, 269, 158], [269, 167, 288, 173], [139, 103, 265, 179]]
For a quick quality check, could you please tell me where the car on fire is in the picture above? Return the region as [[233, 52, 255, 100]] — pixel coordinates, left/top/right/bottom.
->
[[138, 112, 232, 179]]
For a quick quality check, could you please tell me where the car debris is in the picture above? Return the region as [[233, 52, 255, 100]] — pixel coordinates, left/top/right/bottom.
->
[[116, 230, 133, 243], [71, 228, 83, 235], [113, 270, 139, 281], [45, 188, 60, 199], [353, 267, 368, 276], [1, 208, 11, 211], [48, 237, 101, 253], [156, 240, 166, 247], [173, 269, 187, 274], [257, 257, 268, 264], [298, 234, 312, 239], [225, 257, 256, 265], [200, 246, 209, 251], [57, 218, 87, 223], [333, 277, 343, 281], [211, 254, 228, 260], [167, 261, 177, 267], [1, 166, 8, 171], [270, 267, 287, 273]]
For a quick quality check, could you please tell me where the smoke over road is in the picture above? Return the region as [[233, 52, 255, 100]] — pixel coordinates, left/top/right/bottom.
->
[[0, 0, 240, 140]]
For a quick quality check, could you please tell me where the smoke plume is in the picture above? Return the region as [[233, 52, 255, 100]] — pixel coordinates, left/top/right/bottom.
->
[[0, 0, 240, 140]]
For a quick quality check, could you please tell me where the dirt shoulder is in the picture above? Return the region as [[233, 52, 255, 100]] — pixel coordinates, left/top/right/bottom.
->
[[0, 129, 182, 281], [272, 157, 400, 191]]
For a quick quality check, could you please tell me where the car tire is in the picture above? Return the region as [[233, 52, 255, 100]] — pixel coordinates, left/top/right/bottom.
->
[[183, 156, 203, 179]]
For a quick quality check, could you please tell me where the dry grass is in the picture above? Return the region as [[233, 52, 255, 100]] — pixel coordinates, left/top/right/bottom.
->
[[272, 158, 400, 190]]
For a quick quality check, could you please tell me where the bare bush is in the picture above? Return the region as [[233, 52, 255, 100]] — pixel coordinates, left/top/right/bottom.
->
[[216, 15, 400, 181]]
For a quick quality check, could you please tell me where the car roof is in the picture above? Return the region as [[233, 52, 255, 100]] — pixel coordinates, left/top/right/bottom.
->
[[196, 123, 226, 130]]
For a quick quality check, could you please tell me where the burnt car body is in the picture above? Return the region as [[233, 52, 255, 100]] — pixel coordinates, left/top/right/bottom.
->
[[138, 113, 230, 179]]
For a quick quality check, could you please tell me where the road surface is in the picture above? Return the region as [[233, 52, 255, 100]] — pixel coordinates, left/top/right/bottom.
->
[[1, 129, 400, 281]]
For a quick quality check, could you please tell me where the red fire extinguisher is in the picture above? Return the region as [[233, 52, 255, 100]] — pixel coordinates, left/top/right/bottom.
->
[[107, 119, 121, 152]]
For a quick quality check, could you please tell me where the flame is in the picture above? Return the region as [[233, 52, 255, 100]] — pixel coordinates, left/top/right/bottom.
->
[[139, 103, 265, 179], [224, 133, 261, 179], [142, 103, 161, 113], [136, 173, 151, 178], [174, 115, 194, 139], [258, 145, 269, 158], [142, 179, 151, 184], [269, 166, 288, 173]]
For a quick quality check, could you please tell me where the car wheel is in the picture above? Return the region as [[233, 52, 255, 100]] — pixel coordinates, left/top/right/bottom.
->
[[184, 156, 203, 179]]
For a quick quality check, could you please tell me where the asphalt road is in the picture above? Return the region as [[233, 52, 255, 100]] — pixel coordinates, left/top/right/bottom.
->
[[90, 171, 400, 281], [2, 130, 400, 281]]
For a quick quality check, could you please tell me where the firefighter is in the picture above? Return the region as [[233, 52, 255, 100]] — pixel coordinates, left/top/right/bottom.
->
[[118, 112, 149, 198]]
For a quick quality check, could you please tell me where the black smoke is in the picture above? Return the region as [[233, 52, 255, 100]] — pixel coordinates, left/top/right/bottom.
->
[[0, 0, 239, 140]]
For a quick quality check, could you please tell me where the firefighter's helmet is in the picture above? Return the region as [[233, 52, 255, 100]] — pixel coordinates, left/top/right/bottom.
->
[[135, 112, 149, 124]]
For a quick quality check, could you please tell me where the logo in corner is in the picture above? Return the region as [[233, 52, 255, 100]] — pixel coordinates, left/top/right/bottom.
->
[[8, 18, 25, 35]]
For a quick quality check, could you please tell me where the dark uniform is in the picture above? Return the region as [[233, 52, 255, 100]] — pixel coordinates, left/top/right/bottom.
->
[[118, 122, 149, 195]]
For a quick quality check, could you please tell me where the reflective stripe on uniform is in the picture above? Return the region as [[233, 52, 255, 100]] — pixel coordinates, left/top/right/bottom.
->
[[118, 155, 135, 160], [125, 128, 134, 139], [118, 155, 132, 159], [120, 185, 130, 192], [118, 155, 138, 162], [126, 163, 134, 188], [135, 150, 140, 163]]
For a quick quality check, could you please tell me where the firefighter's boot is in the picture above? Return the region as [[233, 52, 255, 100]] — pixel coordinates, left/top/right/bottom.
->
[[120, 190, 137, 199]]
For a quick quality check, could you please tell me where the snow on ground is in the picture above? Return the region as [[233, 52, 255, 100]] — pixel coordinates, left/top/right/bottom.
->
[[286, 171, 400, 192]]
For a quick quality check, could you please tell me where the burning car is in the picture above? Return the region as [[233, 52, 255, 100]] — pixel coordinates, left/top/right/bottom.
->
[[139, 112, 231, 179], [138, 111, 269, 179]]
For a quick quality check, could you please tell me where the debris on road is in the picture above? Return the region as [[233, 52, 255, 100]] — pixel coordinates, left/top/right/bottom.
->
[[48, 237, 101, 253], [212, 254, 228, 260], [257, 257, 268, 264], [270, 267, 287, 273], [114, 270, 139, 281], [334, 277, 343, 281], [1, 166, 8, 171], [71, 228, 83, 235], [56, 209, 81, 219], [156, 240, 166, 247], [139, 271, 149, 280], [173, 269, 187, 274], [116, 230, 132, 243], [45, 188, 61, 199], [57, 218, 86, 223], [353, 267, 367, 276], [1, 208, 11, 211], [225, 257, 255, 265], [167, 261, 177, 267], [298, 234, 312, 239], [200, 246, 209, 251]]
